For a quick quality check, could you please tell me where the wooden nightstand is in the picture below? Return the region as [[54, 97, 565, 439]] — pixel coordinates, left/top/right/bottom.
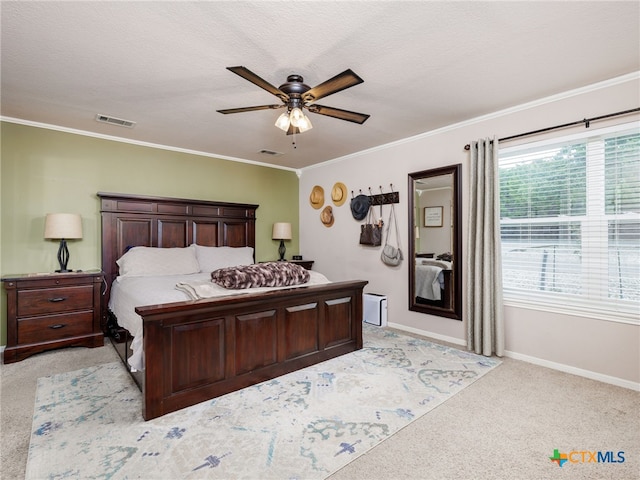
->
[[289, 259, 314, 270], [2, 271, 104, 364]]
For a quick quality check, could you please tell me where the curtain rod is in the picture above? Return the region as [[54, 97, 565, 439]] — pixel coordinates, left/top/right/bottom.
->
[[464, 107, 640, 150]]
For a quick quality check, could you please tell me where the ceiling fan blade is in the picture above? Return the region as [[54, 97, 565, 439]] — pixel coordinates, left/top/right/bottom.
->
[[307, 104, 370, 124], [226, 66, 288, 100], [217, 104, 283, 114], [302, 69, 364, 103]]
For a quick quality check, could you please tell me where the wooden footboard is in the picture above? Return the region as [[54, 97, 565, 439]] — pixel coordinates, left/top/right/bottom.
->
[[136, 280, 367, 420]]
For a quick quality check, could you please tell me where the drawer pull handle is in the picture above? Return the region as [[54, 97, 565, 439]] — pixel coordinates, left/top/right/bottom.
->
[[49, 324, 66, 329], [48, 297, 67, 303]]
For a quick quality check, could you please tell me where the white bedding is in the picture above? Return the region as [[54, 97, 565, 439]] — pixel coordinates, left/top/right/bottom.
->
[[176, 270, 330, 299], [109, 270, 331, 371], [415, 260, 452, 301]]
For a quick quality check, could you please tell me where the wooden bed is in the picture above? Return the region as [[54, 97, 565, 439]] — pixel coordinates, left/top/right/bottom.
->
[[99, 192, 367, 420]]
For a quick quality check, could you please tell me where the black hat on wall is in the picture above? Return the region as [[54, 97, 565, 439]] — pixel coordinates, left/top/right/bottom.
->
[[350, 194, 370, 221]]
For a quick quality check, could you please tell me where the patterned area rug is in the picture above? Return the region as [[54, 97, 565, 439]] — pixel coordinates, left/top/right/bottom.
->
[[26, 326, 500, 479]]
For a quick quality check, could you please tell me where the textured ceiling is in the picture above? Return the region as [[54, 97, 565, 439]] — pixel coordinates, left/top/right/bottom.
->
[[2, 1, 639, 170]]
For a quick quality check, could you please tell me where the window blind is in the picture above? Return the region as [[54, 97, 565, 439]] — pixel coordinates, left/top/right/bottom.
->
[[499, 122, 639, 322]]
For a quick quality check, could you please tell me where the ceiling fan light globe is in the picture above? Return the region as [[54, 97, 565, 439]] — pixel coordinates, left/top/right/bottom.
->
[[275, 112, 290, 131], [289, 107, 305, 127], [297, 115, 313, 132]]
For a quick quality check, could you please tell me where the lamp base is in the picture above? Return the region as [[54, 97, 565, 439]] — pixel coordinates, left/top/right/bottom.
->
[[278, 240, 286, 261], [56, 239, 73, 273]]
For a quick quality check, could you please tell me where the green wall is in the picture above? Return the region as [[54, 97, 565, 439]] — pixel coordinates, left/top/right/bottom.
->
[[0, 121, 300, 346]]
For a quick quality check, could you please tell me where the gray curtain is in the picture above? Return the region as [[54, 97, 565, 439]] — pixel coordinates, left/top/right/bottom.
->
[[466, 138, 505, 357]]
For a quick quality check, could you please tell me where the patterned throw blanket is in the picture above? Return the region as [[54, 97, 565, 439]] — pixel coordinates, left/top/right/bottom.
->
[[211, 261, 310, 289]]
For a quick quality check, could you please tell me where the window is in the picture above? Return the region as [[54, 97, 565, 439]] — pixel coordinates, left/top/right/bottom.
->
[[499, 122, 639, 323]]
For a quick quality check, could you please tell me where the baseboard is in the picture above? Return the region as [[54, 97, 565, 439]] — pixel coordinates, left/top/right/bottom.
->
[[386, 322, 466, 347], [385, 323, 639, 392], [504, 350, 640, 392]]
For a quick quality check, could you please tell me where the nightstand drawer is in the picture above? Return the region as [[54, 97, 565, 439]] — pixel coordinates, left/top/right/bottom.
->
[[18, 311, 94, 344], [17, 285, 93, 317]]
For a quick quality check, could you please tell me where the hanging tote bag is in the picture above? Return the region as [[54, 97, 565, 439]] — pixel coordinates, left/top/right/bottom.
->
[[381, 203, 403, 265], [359, 204, 382, 246]]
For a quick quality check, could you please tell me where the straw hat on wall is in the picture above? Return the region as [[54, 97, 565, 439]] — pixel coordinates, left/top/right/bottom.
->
[[331, 182, 348, 206], [320, 205, 334, 227], [309, 185, 324, 209]]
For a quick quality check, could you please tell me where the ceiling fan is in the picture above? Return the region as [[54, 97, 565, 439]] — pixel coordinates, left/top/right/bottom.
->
[[217, 66, 370, 135]]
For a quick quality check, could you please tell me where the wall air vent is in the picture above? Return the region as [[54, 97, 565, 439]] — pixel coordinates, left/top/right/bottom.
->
[[259, 149, 283, 156], [95, 114, 136, 128]]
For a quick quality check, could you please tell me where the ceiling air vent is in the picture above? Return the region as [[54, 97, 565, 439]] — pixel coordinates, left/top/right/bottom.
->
[[95, 114, 136, 128], [259, 149, 283, 156]]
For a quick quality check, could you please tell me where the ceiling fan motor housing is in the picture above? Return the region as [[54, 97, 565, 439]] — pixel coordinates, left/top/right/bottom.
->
[[279, 75, 311, 97]]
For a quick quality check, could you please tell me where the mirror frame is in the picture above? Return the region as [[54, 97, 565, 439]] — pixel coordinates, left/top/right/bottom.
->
[[408, 164, 462, 320]]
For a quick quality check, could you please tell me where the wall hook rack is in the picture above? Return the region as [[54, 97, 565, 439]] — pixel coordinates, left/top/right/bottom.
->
[[365, 184, 399, 207], [351, 186, 399, 206]]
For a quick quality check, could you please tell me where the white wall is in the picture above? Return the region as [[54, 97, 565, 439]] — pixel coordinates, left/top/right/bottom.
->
[[418, 188, 452, 256], [299, 73, 640, 388]]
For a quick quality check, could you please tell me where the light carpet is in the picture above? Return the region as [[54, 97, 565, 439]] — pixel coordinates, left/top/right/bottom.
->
[[26, 326, 501, 479]]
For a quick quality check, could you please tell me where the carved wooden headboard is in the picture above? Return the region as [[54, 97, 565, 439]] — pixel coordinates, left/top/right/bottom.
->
[[98, 192, 259, 324]]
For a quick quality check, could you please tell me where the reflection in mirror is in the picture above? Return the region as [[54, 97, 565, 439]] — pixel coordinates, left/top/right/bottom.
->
[[408, 164, 462, 320]]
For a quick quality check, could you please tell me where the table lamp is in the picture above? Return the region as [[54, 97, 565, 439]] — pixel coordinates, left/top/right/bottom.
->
[[272, 222, 292, 261], [44, 213, 83, 272]]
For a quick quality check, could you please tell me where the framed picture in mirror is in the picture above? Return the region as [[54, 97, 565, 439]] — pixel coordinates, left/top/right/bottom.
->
[[424, 206, 443, 227]]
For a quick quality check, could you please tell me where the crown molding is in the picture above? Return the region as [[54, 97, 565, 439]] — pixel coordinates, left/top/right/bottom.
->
[[301, 71, 640, 172], [0, 116, 299, 173], [3, 71, 637, 175]]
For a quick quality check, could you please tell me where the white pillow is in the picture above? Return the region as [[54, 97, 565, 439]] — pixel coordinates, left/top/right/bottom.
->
[[116, 245, 200, 277], [192, 244, 254, 272]]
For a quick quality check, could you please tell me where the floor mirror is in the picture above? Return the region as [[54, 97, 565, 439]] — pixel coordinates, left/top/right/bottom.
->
[[408, 164, 462, 319]]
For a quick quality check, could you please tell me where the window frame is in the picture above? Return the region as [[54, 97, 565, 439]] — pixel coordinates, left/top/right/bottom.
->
[[498, 121, 639, 325]]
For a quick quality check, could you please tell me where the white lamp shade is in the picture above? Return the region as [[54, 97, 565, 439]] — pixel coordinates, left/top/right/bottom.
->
[[274, 112, 291, 131], [297, 114, 313, 132], [272, 222, 292, 240], [289, 107, 305, 127], [44, 213, 83, 239]]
